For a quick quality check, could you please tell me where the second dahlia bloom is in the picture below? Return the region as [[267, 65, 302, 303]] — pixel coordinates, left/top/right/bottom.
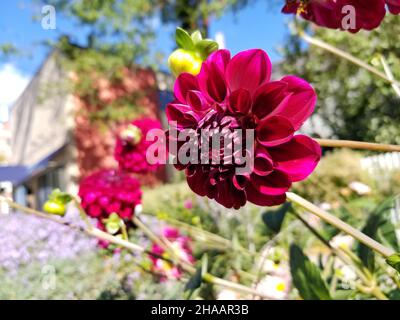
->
[[150, 227, 194, 280], [114, 118, 164, 173], [166, 49, 321, 209], [282, 0, 388, 32], [387, 0, 400, 14], [78, 169, 142, 222]]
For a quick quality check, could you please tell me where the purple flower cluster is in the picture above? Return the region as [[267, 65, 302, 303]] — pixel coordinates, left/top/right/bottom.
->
[[0, 208, 98, 274]]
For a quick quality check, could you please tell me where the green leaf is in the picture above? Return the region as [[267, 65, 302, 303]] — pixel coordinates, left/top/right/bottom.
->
[[357, 213, 383, 272], [184, 267, 202, 299], [289, 244, 332, 300], [48, 189, 72, 205], [262, 202, 291, 234], [190, 30, 203, 44], [195, 39, 219, 60], [376, 198, 399, 251], [175, 27, 194, 50], [386, 253, 400, 274], [332, 290, 356, 300], [356, 198, 397, 272], [388, 289, 400, 300]]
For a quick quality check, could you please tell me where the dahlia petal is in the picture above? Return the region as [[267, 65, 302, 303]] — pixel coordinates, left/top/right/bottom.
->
[[120, 207, 133, 219], [246, 184, 287, 207], [215, 180, 233, 208], [174, 73, 199, 103], [268, 135, 321, 182], [166, 103, 199, 128], [186, 169, 210, 197], [88, 204, 102, 217], [271, 76, 317, 130], [197, 62, 227, 103], [228, 88, 252, 114], [186, 90, 209, 112], [226, 49, 272, 95], [307, 1, 342, 29], [206, 49, 231, 74], [256, 115, 294, 147], [252, 80, 288, 119], [250, 170, 291, 196], [215, 180, 246, 209], [281, 2, 298, 14], [233, 174, 249, 190], [253, 149, 273, 176]]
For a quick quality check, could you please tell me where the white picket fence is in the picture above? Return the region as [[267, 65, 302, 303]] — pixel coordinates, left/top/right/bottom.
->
[[392, 197, 400, 241], [361, 152, 400, 239], [360, 152, 400, 174]]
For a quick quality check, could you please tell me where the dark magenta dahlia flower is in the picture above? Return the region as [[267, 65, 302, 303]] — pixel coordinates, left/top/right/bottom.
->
[[387, 0, 400, 14], [166, 49, 321, 209], [78, 169, 142, 221], [282, 0, 389, 33]]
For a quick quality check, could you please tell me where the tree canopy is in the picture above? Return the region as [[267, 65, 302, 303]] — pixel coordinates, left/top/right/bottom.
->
[[282, 16, 400, 144]]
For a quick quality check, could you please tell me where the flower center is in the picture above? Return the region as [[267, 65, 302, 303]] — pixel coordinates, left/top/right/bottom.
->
[[120, 124, 142, 145], [276, 282, 286, 292], [197, 110, 250, 169]]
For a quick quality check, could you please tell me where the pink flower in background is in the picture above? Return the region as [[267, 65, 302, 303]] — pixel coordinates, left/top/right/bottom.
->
[[78, 169, 142, 222], [114, 118, 164, 173], [150, 227, 194, 280], [282, 0, 387, 32], [183, 199, 193, 210], [166, 49, 321, 209]]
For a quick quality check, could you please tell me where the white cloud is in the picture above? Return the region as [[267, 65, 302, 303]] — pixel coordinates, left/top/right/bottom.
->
[[0, 64, 30, 122]]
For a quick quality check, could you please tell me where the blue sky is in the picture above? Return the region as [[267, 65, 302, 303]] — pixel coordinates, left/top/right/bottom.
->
[[0, 1, 290, 121]]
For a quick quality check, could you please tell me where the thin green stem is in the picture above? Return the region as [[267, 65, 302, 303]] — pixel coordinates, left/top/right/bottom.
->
[[292, 209, 373, 285], [292, 209, 389, 299], [298, 30, 400, 87], [379, 55, 400, 97], [286, 192, 394, 258], [120, 220, 129, 240], [315, 138, 400, 152]]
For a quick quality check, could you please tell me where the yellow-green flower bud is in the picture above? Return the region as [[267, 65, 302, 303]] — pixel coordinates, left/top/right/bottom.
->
[[43, 200, 66, 216], [168, 49, 203, 77]]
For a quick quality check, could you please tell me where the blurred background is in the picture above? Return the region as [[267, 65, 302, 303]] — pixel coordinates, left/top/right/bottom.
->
[[0, 0, 399, 300]]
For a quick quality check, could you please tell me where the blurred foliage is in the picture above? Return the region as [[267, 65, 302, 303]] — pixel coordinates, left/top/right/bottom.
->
[[33, 0, 260, 124], [293, 149, 373, 203], [142, 180, 400, 299], [2, 179, 399, 300], [282, 16, 400, 144], [160, 0, 254, 36], [36, 0, 158, 124], [0, 43, 19, 60]]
